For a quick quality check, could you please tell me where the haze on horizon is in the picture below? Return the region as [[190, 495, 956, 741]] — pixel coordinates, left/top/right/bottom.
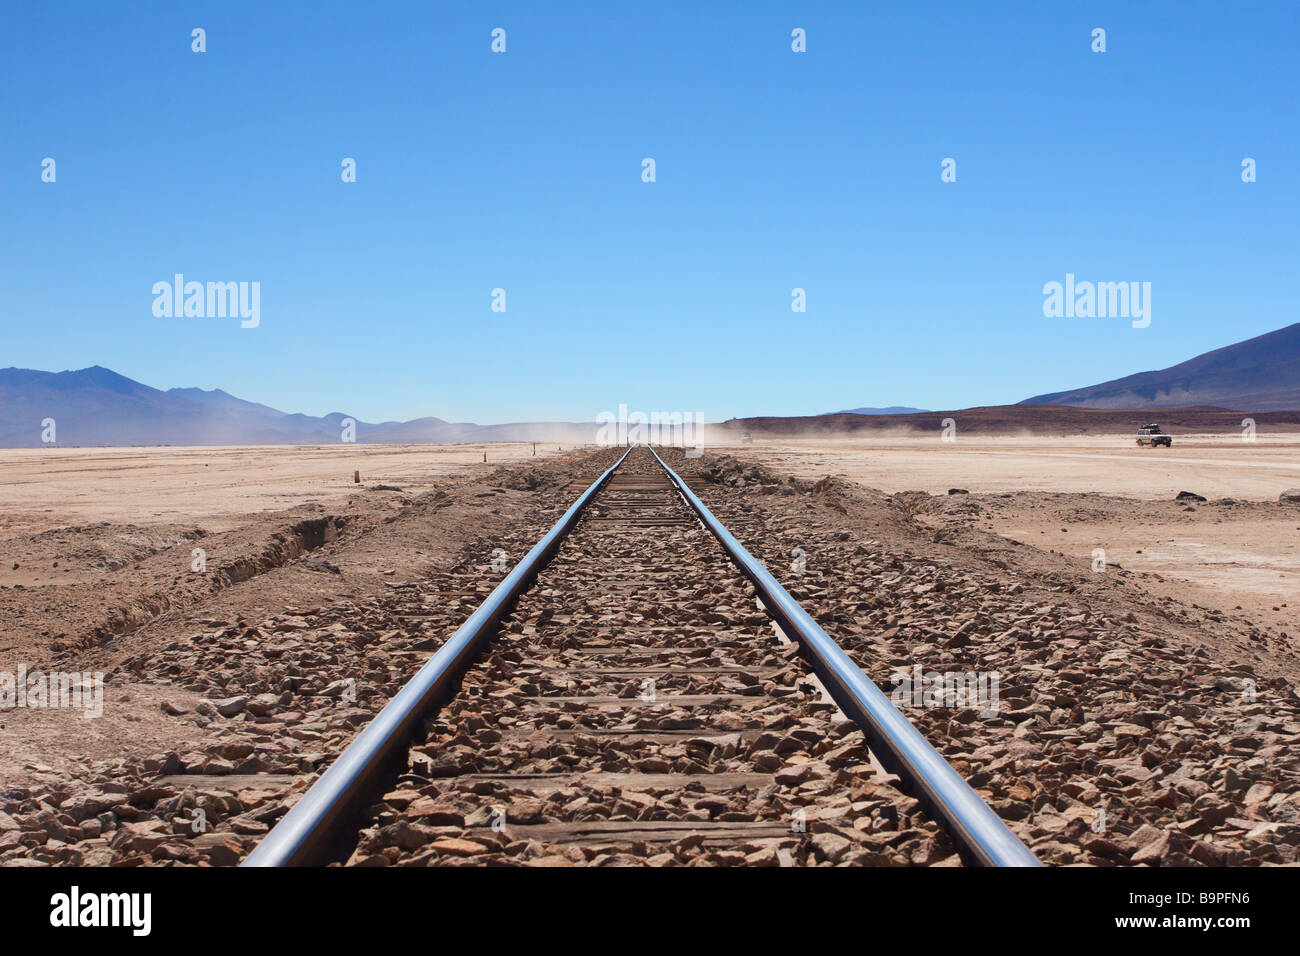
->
[[3, 2, 1295, 425]]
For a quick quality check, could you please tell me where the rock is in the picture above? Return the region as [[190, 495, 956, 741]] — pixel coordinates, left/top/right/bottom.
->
[[61, 791, 127, 822], [246, 693, 281, 717], [910, 837, 952, 865], [110, 820, 171, 854], [204, 838, 244, 867], [376, 821, 437, 851], [1244, 821, 1284, 842], [1130, 831, 1170, 864], [1112, 723, 1149, 741], [989, 798, 1032, 821], [381, 789, 422, 811], [810, 832, 852, 863], [1244, 783, 1275, 808], [1175, 491, 1207, 502], [405, 799, 465, 827], [429, 837, 488, 857], [213, 696, 248, 717], [947, 489, 970, 495], [160, 700, 190, 716], [1128, 824, 1165, 848], [1190, 840, 1231, 866], [227, 815, 269, 836], [775, 764, 812, 786], [744, 846, 780, 866], [751, 751, 783, 771], [319, 679, 353, 699], [1279, 488, 1300, 505], [1082, 835, 1123, 858], [218, 741, 255, 760]]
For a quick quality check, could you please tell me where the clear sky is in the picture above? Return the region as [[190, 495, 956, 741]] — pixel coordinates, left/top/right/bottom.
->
[[3, 1, 1296, 424]]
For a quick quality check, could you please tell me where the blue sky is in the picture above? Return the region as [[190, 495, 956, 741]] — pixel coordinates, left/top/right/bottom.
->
[[3, 1, 1296, 424]]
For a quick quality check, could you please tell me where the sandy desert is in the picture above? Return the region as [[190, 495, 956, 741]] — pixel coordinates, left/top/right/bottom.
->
[[719, 435, 1300, 640], [2, 432, 1299, 867]]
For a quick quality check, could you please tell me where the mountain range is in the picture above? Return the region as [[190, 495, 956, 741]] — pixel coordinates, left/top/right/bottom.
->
[[1021, 322, 1300, 411], [2, 323, 1297, 446], [0, 366, 602, 447], [832, 406, 931, 415]]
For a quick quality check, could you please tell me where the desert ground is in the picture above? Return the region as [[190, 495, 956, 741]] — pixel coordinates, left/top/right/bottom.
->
[[720, 435, 1300, 500], [0, 442, 558, 537], [1, 433, 1298, 865], [716, 435, 1300, 643], [0, 442, 562, 788]]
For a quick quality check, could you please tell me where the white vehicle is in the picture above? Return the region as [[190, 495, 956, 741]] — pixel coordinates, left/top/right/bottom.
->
[[1136, 423, 1172, 447]]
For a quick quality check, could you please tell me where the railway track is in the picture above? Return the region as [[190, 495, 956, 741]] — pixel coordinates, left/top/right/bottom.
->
[[244, 447, 1039, 867]]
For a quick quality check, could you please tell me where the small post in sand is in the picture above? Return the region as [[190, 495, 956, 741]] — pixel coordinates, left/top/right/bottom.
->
[[353, 470, 360, 484]]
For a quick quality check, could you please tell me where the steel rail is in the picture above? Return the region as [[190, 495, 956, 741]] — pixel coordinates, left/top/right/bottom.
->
[[243, 447, 633, 866], [648, 446, 1041, 867]]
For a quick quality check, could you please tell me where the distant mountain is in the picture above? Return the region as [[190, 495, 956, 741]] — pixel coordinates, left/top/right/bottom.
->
[[166, 386, 291, 417], [0, 366, 600, 447], [715, 405, 1300, 438], [1021, 323, 1300, 411], [834, 406, 931, 415]]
